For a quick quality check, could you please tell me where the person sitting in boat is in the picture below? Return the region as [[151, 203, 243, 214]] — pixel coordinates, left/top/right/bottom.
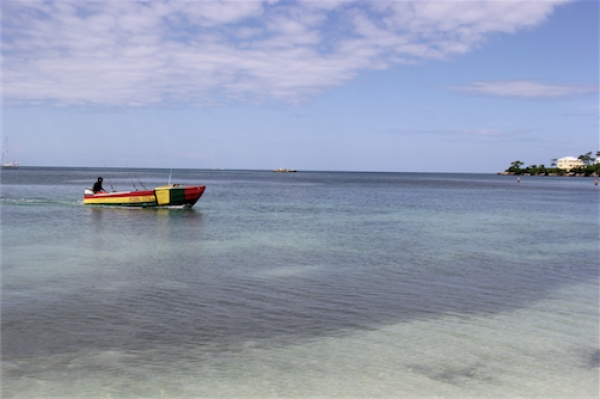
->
[[92, 177, 107, 193]]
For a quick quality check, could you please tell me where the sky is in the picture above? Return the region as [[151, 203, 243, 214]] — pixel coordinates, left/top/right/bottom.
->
[[2, 0, 598, 173]]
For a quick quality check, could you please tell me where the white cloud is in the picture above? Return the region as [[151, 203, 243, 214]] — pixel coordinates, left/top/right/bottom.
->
[[1, 0, 573, 107], [449, 80, 599, 98]]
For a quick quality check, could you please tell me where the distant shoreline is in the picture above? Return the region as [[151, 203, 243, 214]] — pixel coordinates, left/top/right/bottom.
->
[[497, 171, 599, 177]]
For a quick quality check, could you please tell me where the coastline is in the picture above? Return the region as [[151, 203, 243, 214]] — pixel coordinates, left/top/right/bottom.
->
[[497, 171, 600, 177]]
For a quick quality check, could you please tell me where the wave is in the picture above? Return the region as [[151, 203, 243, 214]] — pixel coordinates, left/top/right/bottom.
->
[[0, 197, 81, 207]]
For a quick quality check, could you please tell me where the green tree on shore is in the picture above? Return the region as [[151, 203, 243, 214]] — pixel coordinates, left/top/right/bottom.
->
[[578, 152, 594, 165], [507, 160, 524, 173], [511, 160, 524, 168]]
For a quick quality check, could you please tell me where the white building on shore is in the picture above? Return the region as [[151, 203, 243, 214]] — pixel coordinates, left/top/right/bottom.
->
[[556, 156, 584, 171]]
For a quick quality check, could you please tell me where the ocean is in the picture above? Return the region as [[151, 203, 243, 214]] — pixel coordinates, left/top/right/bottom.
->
[[1, 167, 598, 398]]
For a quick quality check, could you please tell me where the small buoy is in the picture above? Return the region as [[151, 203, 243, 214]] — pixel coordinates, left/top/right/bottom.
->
[[517, 177, 520, 183], [595, 180, 598, 186]]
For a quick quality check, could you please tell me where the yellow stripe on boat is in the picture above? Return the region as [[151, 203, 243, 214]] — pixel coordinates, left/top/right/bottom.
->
[[83, 194, 156, 205]]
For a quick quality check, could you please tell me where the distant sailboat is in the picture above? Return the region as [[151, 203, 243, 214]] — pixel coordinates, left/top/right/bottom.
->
[[1, 138, 18, 169]]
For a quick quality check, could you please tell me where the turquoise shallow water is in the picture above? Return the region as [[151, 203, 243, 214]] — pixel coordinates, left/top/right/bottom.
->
[[1, 167, 598, 398]]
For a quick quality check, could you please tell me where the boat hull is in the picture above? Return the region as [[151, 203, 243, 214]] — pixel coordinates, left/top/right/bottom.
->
[[83, 185, 205, 208]]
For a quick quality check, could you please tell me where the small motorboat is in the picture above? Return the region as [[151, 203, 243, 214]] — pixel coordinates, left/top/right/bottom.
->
[[273, 167, 297, 172], [83, 184, 205, 208]]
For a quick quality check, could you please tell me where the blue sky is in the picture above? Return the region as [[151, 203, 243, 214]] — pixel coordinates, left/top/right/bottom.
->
[[2, 0, 598, 172]]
